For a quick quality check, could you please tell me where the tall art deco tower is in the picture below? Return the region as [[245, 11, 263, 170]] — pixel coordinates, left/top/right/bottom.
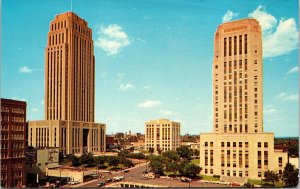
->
[[199, 18, 287, 180], [28, 12, 106, 155], [45, 12, 95, 122]]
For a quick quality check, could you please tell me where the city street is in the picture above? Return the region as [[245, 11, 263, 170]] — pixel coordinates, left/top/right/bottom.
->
[[61, 163, 229, 188]]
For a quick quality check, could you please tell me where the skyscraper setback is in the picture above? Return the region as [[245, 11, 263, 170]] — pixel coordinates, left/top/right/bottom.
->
[[199, 18, 287, 180], [28, 12, 106, 155], [45, 12, 95, 122]]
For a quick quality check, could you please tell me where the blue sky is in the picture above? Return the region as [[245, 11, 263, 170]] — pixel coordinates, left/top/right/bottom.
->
[[2, 0, 299, 136]]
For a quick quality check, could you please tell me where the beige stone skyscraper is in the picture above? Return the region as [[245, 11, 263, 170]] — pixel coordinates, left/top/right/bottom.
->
[[45, 12, 95, 122], [28, 12, 106, 155], [199, 18, 287, 180]]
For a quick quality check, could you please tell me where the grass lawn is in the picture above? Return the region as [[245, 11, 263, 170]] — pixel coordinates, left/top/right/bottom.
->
[[199, 175, 220, 181], [191, 159, 200, 165], [248, 179, 284, 187]]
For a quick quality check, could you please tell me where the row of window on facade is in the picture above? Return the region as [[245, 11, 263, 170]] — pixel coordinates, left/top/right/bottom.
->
[[204, 142, 268, 148], [1, 107, 25, 114], [1, 134, 24, 140], [1, 151, 24, 158], [2, 124, 25, 131], [223, 35, 248, 57], [1, 163, 23, 171], [50, 20, 91, 37], [1, 142, 24, 149], [204, 169, 249, 177], [1, 116, 25, 123]]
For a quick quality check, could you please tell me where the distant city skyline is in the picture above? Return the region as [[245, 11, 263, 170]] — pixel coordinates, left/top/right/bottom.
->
[[2, 0, 299, 136]]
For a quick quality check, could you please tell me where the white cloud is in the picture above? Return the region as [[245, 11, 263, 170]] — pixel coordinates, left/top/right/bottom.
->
[[249, 5, 299, 58], [138, 100, 161, 108], [248, 5, 277, 32], [160, 110, 177, 116], [119, 83, 134, 91], [95, 24, 130, 56], [287, 66, 299, 75], [263, 105, 277, 115], [275, 92, 299, 101], [143, 85, 151, 90], [222, 10, 239, 23], [19, 66, 32, 73], [31, 108, 38, 112]]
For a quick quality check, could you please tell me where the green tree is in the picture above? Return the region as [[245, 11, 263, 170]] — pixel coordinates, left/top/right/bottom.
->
[[263, 170, 279, 186], [149, 155, 165, 175], [120, 157, 134, 168], [107, 156, 121, 168], [118, 150, 130, 157], [178, 159, 190, 175], [162, 150, 179, 161], [149, 147, 155, 155], [182, 163, 201, 178], [282, 163, 299, 187], [162, 150, 180, 176], [71, 156, 81, 167], [80, 152, 95, 166], [288, 144, 299, 157], [176, 145, 193, 160], [95, 156, 106, 168], [149, 159, 164, 175], [193, 149, 200, 158]]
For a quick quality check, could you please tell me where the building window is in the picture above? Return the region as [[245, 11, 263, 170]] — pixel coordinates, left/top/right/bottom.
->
[[279, 157, 282, 167], [244, 34, 247, 54], [205, 142, 208, 147], [224, 38, 227, 57], [264, 142, 268, 148], [257, 142, 261, 148], [234, 36, 237, 55], [229, 37, 232, 56], [227, 142, 230, 147], [239, 35, 242, 54], [221, 142, 224, 147], [258, 171, 261, 178]]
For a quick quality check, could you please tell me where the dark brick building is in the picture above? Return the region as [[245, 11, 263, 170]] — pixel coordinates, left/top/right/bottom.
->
[[1, 98, 27, 187]]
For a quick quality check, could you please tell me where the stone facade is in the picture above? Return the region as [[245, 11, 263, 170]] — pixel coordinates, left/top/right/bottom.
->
[[145, 119, 180, 153], [199, 18, 287, 180], [28, 120, 105, 155], [28, 12, 106, 155]]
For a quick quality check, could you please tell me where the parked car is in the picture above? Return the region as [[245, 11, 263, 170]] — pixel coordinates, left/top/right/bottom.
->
[[113, 176, 124, 182], [67, 181, 80, 185], [144, 172, 155, 179], [181, 177, 191, 182], [105, 178, 112, 183], [123, 169, 129, 173], [97, 182, 105, 187], [102, 170, 111, 173]]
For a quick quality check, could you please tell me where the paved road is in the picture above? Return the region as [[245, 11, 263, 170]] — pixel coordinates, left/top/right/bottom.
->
[[61, 163, 230, 188]]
